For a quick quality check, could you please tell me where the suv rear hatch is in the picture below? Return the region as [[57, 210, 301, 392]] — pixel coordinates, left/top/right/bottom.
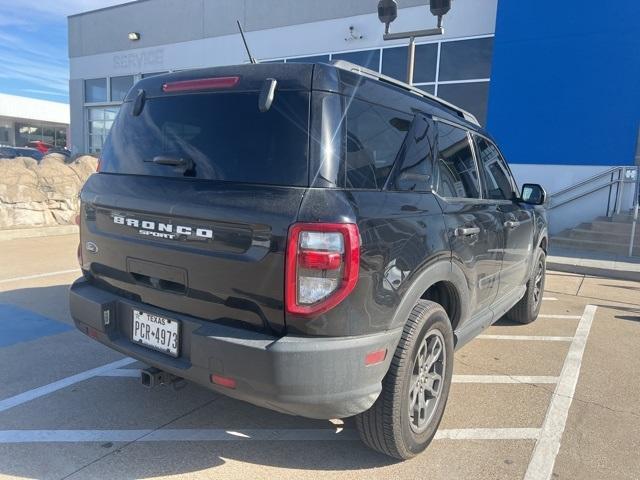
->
[[79, 64, 313, 334]]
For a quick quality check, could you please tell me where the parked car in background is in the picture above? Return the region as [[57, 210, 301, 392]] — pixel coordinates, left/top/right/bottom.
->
[[0, 146, 44, 161], [27, 140, 55, 154], [46, 146, 71, 158]]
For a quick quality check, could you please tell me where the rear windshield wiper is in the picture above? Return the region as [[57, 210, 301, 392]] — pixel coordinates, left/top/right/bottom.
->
[[150, 155, 192, 167]]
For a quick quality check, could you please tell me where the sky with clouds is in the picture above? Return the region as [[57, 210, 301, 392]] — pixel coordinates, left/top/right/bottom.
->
[[0, 0, 127, 104]]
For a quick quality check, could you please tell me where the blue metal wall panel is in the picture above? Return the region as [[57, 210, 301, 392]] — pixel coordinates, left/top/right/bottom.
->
[[487, 2, 640, 165]]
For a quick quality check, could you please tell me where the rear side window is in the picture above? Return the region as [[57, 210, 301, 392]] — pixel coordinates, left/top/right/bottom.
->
[[433, 122, 480, 199], [390, 115, 436, 192], [474, 136, 516, 200], [100, 91, 309, 186], [345, 99, 411, 189]]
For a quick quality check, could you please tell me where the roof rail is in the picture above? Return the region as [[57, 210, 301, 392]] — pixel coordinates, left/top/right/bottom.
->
[[329, 60, 480, 126]]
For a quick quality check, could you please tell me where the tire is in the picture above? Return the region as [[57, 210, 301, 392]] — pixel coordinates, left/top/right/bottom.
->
[[506, 248, 546, 324], [355, 300, 454, 459]]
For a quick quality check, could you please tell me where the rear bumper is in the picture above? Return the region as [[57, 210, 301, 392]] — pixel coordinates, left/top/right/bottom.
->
[[69, 279, 402, 419]]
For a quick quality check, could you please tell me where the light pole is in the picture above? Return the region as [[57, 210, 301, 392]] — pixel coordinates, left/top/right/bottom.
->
[[377, 0, 452, 85]]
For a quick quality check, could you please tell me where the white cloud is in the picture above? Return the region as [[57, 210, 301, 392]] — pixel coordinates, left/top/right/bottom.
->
[[0, 0, 132, 20], [0, 0, 127, 99]]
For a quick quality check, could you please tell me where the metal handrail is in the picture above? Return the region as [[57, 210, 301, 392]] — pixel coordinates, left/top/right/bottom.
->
[[549, 166, 622, 198], [547, 179, 624, 210], [548, 166, 637, 212], [629, 167, 640, 257], [546, 165, 640, 258]]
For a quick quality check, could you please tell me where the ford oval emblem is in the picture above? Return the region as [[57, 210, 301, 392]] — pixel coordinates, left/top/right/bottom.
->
[[86, 241, 99, 254]]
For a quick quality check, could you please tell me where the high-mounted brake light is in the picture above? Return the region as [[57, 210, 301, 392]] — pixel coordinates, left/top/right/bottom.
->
[[162, 76, 240, 93], [286, 223, 360, 316]]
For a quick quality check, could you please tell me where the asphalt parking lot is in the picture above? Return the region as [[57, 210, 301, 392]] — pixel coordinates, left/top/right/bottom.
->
[[1, 234, 639, 480]]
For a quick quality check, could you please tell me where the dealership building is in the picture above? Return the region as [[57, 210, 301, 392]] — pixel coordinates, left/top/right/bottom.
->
[[68, 0, 639, 233], [0, 93, 69, 148]]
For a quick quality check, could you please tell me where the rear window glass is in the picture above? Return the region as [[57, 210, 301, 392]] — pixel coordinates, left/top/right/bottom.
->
[[100, 91, 310, 186]]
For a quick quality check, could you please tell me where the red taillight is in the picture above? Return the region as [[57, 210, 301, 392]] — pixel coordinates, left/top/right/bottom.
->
[[285, 223, 360, 317], [162, 76, 240, 93], [96, 158, 102, 172], [299, 251, 342, 270], [210, 374, 237, 389]]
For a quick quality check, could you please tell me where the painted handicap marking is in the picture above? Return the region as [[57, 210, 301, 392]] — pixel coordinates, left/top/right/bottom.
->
[[0, 304, 72, 348]]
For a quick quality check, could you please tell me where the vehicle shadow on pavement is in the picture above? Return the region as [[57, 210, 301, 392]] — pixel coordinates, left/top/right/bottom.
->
[[593, 304, 640, 323], [0, 285, 400, 476]]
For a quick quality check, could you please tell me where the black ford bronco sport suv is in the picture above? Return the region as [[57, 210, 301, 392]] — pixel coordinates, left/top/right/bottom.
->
[[70, 61, 548, 459]]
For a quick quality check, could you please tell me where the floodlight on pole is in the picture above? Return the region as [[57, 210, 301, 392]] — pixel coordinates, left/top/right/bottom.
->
[[377, 0, 398, 35], [377, 0, 452, 85]]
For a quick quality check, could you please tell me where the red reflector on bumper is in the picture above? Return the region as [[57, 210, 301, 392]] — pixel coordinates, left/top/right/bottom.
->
[[210, 374, 237, 389], [365, 349, 387, 366]]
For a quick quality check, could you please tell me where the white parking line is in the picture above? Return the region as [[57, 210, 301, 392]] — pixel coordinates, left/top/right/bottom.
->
[[537, 314, 582, 319], [453, 375, 558, 384], [478, 335, 573, 342], [435, 428, 541, 440], [0, 269, 79, 284], [542, 297, 558, 301], [524, 305, 597, 480], [0, 427, 541, 443], [0, 358, 136, 413]]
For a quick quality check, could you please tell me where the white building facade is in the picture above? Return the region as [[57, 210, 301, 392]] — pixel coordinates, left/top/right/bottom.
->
[[68, 0, 497, 154], [0, 93, 69, 148]]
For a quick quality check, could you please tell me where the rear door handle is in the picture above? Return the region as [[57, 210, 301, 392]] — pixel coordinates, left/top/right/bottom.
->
[[454, 227, 481, 237], [504, 220, 521, 229]]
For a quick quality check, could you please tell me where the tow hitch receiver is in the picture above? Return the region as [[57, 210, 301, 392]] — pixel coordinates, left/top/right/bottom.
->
[[140, 367, 185, 389]]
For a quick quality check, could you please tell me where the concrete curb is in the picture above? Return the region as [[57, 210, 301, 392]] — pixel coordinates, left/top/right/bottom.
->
[[0, 225, 79, 241], [547, 259, 640, 282]]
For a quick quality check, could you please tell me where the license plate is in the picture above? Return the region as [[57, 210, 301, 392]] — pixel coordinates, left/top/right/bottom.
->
[[132, 310, 180, 357]]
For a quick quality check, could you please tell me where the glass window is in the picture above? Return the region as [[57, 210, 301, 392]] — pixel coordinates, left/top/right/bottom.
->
[[42, 127, 55, 144], [110, 75, 134, 102], [391, 115, 436, 192], [332, 49, 380, 71], [55, 128, 67, 147], [433, 122, 480, 198], [14, 123, 42, 147], [100, 92, 309, 186], [437, 81, 489, 126], [344, 99, 411, 189], [287, 55, 330, 63], [416, 84, 435, 95], [87, 107, 120, 153], [0, 126, 10, 144], [382, 46, 408, 81], [85, 78, 107, 103], [381, 43, 437, 82], [474, 136, 516, 200], [439, 37, 494, 81]]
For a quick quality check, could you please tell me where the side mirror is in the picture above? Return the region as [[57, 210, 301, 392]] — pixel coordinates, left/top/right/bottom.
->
[[520, 183, 546, 206]]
